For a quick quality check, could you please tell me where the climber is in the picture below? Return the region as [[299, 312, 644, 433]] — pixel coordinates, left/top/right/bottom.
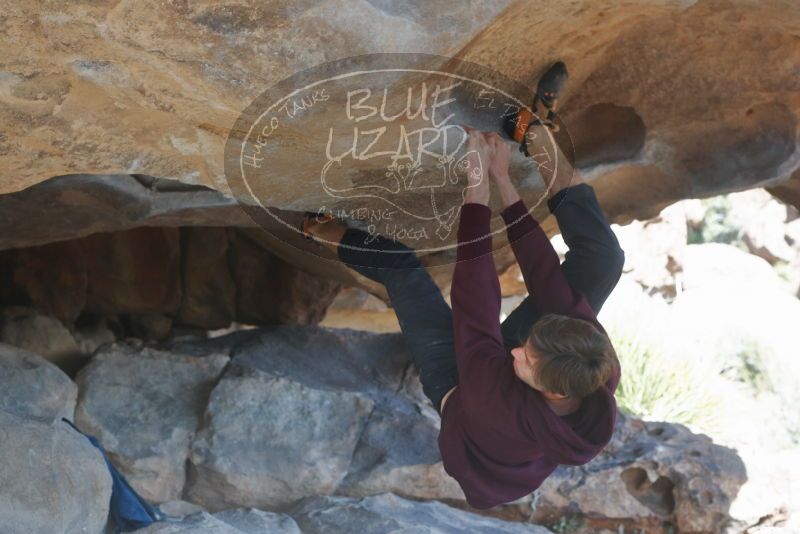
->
[[300, 62, 625, 509]]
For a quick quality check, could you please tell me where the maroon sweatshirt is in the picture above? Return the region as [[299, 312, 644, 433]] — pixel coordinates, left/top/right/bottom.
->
[[438, 199, 621, 509]]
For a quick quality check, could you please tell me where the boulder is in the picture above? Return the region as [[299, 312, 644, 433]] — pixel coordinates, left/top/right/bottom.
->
[[0, 341, 77, 421], [133, 509, 300, 534], [213, 508, 302, 534], [72, 313, 118, 358], [337, 396, 462, 502], [133, 513, 241, 534], [0, 410, 112, 534], [229, 325, 409, 394], [0, 306, 82, 371], [288, 493, 552, 533], [533, 412, 747, 534], [186, 365, 374, 511], [186, 326, 411, 510], [158, 500, 207, 518], [74, 341, 230, 503]]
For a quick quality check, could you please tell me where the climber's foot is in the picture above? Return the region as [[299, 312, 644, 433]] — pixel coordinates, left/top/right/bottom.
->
[[300, 212, 347, 252], [502, 61, 569, 155], [536, 60, 568, 114]]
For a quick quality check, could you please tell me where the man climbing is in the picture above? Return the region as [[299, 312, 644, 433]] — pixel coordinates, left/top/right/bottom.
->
[[301, 62, 625, 509]]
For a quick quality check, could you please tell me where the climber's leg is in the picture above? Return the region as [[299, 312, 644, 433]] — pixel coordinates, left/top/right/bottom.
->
[[327, 223, 458, 416], [500, 181, 626, 348], [551, 183, 626, 314]]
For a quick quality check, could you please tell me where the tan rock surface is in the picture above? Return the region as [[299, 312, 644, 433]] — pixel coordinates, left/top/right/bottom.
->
[[0, 1, 797, 260]]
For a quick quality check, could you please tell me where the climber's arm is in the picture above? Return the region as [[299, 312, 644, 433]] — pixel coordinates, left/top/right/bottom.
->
[[501, 198, 595, 322], [451, 203, 507, 385], [450, 128, 506, 389]]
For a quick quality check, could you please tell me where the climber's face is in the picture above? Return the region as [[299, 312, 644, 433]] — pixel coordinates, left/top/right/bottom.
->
[[511, 342, 569, 399], [510, 343, 539, 390]]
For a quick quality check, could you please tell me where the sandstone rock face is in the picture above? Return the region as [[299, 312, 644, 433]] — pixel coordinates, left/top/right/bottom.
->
[[82, 227, 183, 316], [0, 341, 77, 421], [0, 410, 112, 534], [0, 242, 87, 325], [176, 227, 237, 330], [287, 493, 552, 533], [0, 220, 344, 339], [74, 341, 230, 503], [0, 1, 513, 196], [1, 0, 798, 300], [227, 228, 343, 325]]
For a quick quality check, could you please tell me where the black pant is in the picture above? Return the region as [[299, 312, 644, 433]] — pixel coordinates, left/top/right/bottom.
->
[[337, 183, 625, 416]]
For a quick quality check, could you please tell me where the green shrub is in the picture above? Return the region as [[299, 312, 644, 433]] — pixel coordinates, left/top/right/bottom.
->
[[609, 327, 722, 434], [718, 338, 773, 395], [549, 514, 584, 534], [687, 195, 748, 253]]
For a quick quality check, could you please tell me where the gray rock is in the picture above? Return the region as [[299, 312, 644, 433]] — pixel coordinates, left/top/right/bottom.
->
[[214, 508, 302, 534], [230, 325, 410, 395], [187, 364, 374, 510], [288, 492, 552, 533], [133, 509, 300, 534], [0, 306, 81, 369], [158, 500, 207, 517], [75, 341, 229, 503], [533, 411, 747, 533], [132, 512, 240, 534], [0, 341, 77, 421], [72, 314, 117, 357], [0, 410, 112, 534], [338, 396, 462, 502]]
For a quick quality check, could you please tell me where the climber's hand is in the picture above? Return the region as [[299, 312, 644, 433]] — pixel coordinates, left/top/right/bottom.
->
[[461, 126, 491, 205], [486, 132, 511, 183]]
